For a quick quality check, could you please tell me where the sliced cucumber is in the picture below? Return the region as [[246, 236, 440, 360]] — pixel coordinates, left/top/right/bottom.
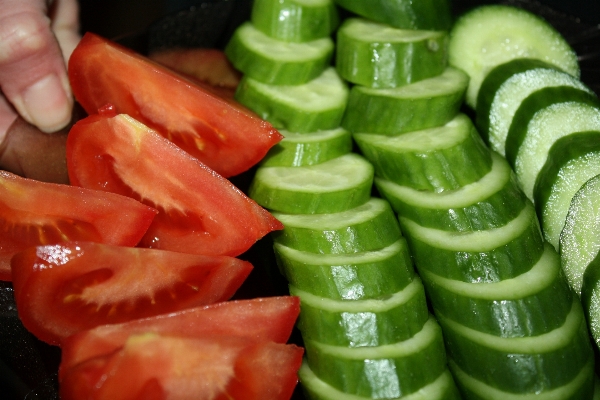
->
[[581, 255, 600, 349], [354, 114, 492, 192], [332, 0, 452, 31], [535, 131, 600, 250], [250, 0, 339, 43], [560, 174, 600, 295], [235, 67, 349, 133], [249, 153, 373, 214], [270, 197, 401, 253], [274, 239, 415, 300], [336, 18, 448, 88], [260, 127, 352, 167], [225, 22, 334, 85], [448, 4, 580, 108], [342, 67, 468, 135]]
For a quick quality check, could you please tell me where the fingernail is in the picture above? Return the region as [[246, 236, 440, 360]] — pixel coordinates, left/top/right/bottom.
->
[[16, 74, 72, 133]]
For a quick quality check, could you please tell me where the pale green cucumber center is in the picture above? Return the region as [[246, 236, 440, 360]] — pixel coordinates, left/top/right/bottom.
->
[[449, 358, 593, 400], [357, 67, 468, 100], [308, 317, 439, 359], [421, 243, 558, 299], [256, 153, 371, 192], [245, 67, 348, 111], [488, 69, 588, 155], [342, 18, 443, 43], [290, 277, 422, 313], [561, 175, 600, 295], [292, 0, 330, 6], [354, 113, 472, 153], [440, 299, 582, 353], [400, 203, 537, 252], [376, 152, 509, 208], [239, 22, 333, 60], [279, 127, 348, 143], [543, 154, 600, 252], [515, 102, 600, 200], [273, 196, 387, 229], [300, 363, 455, 400]]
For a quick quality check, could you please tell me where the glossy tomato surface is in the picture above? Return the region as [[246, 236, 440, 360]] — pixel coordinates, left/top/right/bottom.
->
[[60, 333, 303, 400], [66, 109, 283, 257], [68, 32, 282, 178], [60, 296, 300, 372], [0, 170, 157, 281], [10, 241, 253, 346]]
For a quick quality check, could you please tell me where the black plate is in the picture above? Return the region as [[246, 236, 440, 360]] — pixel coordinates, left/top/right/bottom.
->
[[1, 1, 599, 399]]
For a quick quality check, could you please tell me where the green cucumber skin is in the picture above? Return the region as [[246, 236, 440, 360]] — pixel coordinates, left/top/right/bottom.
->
[[271, 198, 402, 254], [581, 254, 600, 348], [342, 69, 467, 135], [274, 239, 415, 300], [504, 86, 600, 167], [336, 18, 448, 89], [355, 116, 493, 192], [291, 281, 430, 347], [476, 58, 560, 142], [440, 312, 593, 394], [260, 128, 353, 168], [251, 0, 339, 43], [333, 0, 452, 31], [303, 321, 448, 398], [225, 23, 335, 85]]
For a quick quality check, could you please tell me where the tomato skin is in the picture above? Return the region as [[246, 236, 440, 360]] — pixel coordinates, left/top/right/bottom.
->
[[69, 32, 282, 178], [0, 170, 157, 281], [60, 334, 303, 400], [10, 241, 253, 345], [66, 112, 283, 257], [60, 296, 301, 373]]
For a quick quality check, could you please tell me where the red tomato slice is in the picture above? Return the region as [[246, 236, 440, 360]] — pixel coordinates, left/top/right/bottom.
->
[[10, 241, 253, 345], [60, 296, 300, 372], [60, 333, 303, 400], [68, 32, 282, 177], [66, 109, 283, 257], [0, 170, 157, 281]]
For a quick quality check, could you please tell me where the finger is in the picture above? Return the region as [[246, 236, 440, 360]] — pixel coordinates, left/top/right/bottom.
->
[[49, 0, 80, 61], [0, 0, 73, 133]]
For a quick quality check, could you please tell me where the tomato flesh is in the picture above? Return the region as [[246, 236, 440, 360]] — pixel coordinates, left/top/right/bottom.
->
[[10, 241, 253, 345], [69, 32, 282, 177], [0, 170, 157, 280], [66, 112, 282, 257]]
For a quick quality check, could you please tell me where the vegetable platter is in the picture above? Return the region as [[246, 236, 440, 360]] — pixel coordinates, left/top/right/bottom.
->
[[1, 0, 599, 399]]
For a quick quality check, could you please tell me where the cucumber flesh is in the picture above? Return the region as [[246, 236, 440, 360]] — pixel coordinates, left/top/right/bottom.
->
[[448, 4, 580, 108]]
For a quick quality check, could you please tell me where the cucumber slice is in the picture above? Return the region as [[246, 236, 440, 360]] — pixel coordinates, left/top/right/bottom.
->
[[509, 89, 600, 199], [235, 67, 349, 133], [225, 22, 334, 85], [274, 239, 415, 300], [290, 280, 429, 346], [336, 18, 448, 88], [270, 197, 401, 253], [249, 153, 373, 214], [477, 63, 591, 155], [304, 317, 448, 398], [355, 114, 492, 192], [250, 0, 339, 43], [581, 255, 600, 349], [560, 174, 600, 295], [535, 131, 600, 250], [376, 152, 528, 232], [332, 0, 452, 31], [342, 67, 468, 135], [299, 363, 461, 400], [448, 4, 580, 108], [260, 127, 352, 167]]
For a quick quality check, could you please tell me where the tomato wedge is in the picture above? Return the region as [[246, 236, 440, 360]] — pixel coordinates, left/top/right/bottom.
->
[[0, 170, 157, 281], [10, 241, 253, 345], [66, 108, 282, 257], [68, 32, 282, 177], [60, 333, 303, 400], [60, 296, 301, 372]]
